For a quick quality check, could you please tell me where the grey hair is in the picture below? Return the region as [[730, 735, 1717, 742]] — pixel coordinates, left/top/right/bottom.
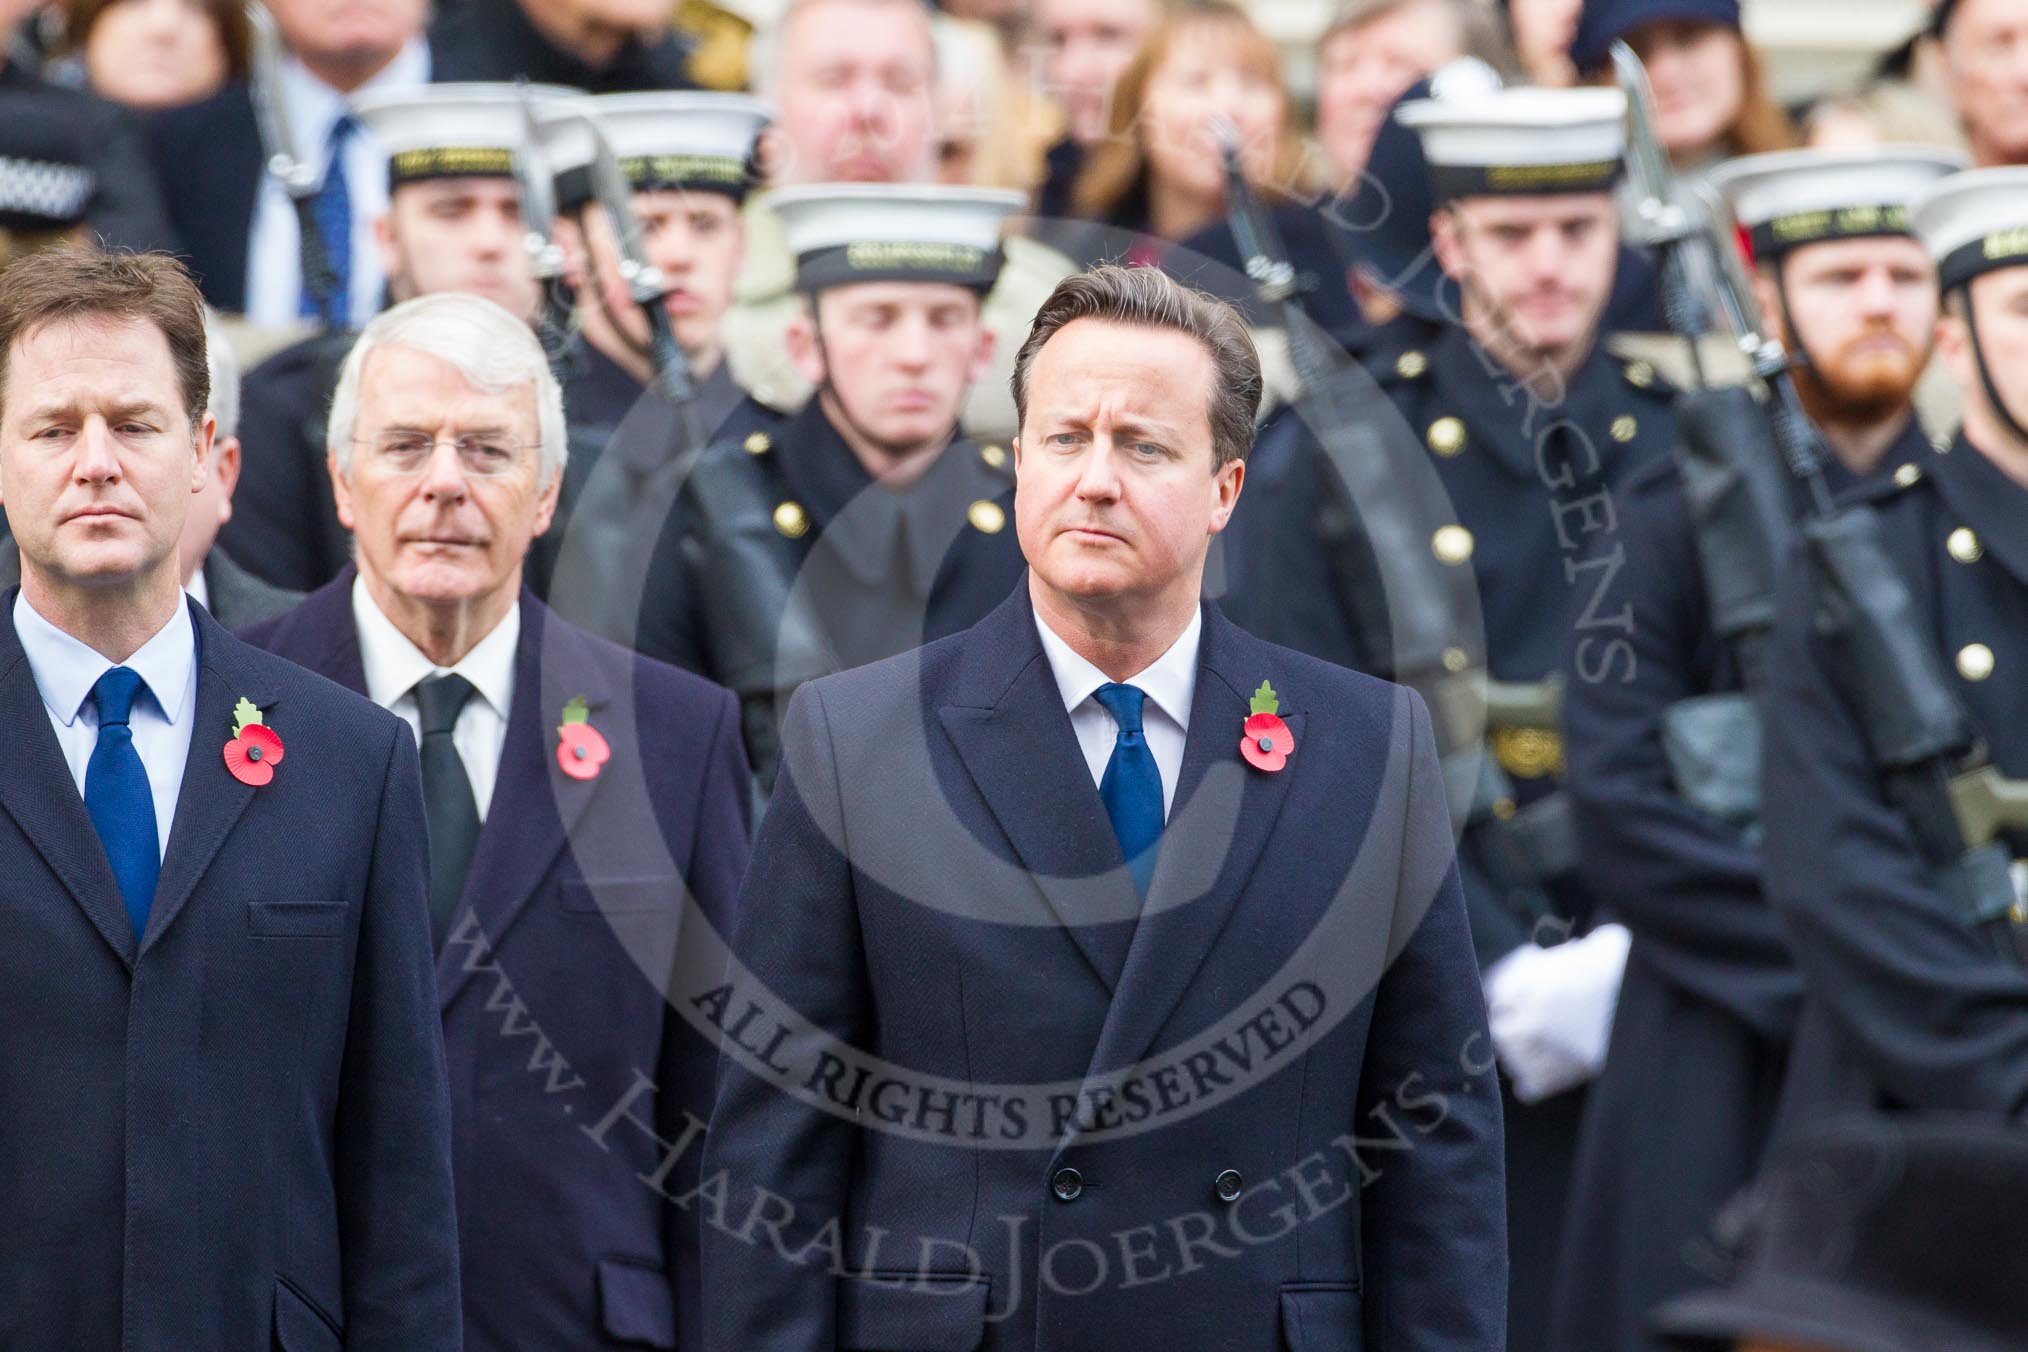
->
[[1012, 264, 1261, 468], [201, 310, 240, 440], [326, 293, 567, 486]]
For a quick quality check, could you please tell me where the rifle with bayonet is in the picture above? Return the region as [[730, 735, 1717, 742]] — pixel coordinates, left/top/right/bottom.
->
[[244, 2, 345, 328], [1615, 43, 2026, 958], [1217, 123, 1570, 928], [511, 85, 575, 364]]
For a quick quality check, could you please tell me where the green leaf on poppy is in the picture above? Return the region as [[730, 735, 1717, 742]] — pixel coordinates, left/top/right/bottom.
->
[[232, 697, 264, 734], [1250, 680, 1279, 716], [561, 695, 591, 726]]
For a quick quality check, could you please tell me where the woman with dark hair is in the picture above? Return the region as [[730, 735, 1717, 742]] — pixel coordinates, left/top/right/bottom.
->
[[62, 0, 247, 112], [1068, 0, 1309, 253], [1570, 0, 1795, 171]]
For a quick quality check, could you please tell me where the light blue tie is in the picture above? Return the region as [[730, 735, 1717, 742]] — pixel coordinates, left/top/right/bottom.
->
[[1093, 683, 1164, 895], [85, 666, 161, 940]]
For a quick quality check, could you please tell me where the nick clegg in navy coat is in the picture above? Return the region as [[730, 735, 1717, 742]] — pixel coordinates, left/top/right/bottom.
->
[[699, 266, 1506, 1352]]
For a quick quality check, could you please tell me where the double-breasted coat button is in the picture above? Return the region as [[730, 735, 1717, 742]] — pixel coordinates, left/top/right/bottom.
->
[[1213, 1169, 1244, 1203], [1426, 416, 1466, 457], [1958, 643, 1996, 682], [743, 431, 772, 455], [1432, 524, 1475, 565], [980, 443, 1008, 470], [1947, 527, 1983, 564], [773, 501, 809, 539], [1894, 462, 1923, 488], [1395, 349, 1428, 379], [1051, 1166, 1083, 1202], [1609, 414, 1638, 444], [967, 499, 1006, 534]]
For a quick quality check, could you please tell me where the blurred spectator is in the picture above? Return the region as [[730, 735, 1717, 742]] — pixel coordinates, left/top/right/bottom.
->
[[1070, 0, 1307, 250], [1571, 0, 1796, 172], [939, 0, 1025, 52], [62, 0, 247, 111], [752, 0, 938, 183], [0, 0, 175, 250], [0, 87, 95, 268], [1936, 0, 2028, 166], [933, 14, 1040, 187], [429, 0, 695, 92], [146, 0, 432, 325], [1804, 80, 1969, 152], [1505, 0, 1582, 86], [1027, 0, 1162, 217], [1314, 0, 1467, 190]]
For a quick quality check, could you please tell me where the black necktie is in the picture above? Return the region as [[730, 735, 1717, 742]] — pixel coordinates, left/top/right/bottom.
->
[[414, 674, 480, 948]]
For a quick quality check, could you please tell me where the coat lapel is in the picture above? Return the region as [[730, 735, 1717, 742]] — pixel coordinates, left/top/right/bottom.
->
[[141, 601, 275, 956], [1072, 607, 1303, 1096], [936, 589, 1143, 991], [0, 596, 136, 968], [434, 594, 606, 1010]]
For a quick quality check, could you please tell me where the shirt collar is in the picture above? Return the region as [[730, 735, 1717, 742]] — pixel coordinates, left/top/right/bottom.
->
[[351, 574, 520, 721], [13, 591, 197, 729], [1034, 599, 1202, 733], [282, 34, 429, 156]]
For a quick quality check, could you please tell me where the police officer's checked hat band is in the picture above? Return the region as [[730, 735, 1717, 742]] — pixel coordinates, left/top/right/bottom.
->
[[1711, 147, 1966, 262], [1394, 88, 1628, 204], [537, 93, 773, 212], [353, 83, 578, 192], [770, 184, 1026, 294]]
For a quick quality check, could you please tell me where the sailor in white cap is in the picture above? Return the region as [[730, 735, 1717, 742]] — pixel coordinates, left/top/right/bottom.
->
[[635, 183, 1029, 790], [1758, 164, 2028, 1174], [1550, 143, 1961, 1352], [1373, 83, 1680, 1352], [222, 83, 578, 594]]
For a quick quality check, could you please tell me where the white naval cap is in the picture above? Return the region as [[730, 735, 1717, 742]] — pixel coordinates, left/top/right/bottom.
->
[[766, 183, 1026, 293], [351, 82, 579, 190], [1393, 87, 1628, 202], [535, 92, 773, 209], [1910, 166, 2028, 293], [1710, 147, 1965, 260]]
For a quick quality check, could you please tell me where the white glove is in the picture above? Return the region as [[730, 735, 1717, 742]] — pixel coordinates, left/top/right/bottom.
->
[[1482, 923, 1632, 1105]]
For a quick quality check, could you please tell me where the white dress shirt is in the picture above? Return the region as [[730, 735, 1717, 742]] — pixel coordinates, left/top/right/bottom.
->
[[184, 566, 209, 611], [243, 38, 430, 328], [1035, 602, 1201, 820], [14, 593, 198, 859], [352, 576, 517, 821]]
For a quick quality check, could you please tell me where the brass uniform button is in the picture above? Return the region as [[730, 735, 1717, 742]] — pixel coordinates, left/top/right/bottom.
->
[[967, 499, 1006, 534], [980, 443, 1008, 470], [1958, 643, 1996, 682], [1395, 350, 1428, 379], [1491, 727, 1564, 779], [1894, 462, 1922, 488], [1432, 524, 1474, 565], [1610, 415, 1638, 444], [1624, 360, 1654, 388], [1491, 796, 1517, 821], [743, 431, 772, 455], [772, 501, 809, 539], [1442, 645, 1470, 673], [1947, 527, 1984, 564], [1427, 417, 1466, 457]]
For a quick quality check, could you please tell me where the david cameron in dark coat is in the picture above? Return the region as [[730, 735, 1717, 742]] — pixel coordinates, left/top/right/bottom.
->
[[0, 253, 459, 1347], [700, 265, 1505, 1352]]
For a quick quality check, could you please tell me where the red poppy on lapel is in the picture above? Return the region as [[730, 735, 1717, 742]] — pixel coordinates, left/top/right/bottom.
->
[[224, 697, 284, 786], [556, 695, 609, 781], [1241, 680, 1292, 773]]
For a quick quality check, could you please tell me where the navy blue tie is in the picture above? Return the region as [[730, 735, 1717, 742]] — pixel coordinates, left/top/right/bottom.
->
[[1093, 683, 1164, 894], [85, 666, 161, 940], [300, 113, 355, 323]]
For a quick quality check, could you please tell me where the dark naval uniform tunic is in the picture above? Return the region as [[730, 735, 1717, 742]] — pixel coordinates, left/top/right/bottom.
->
[[1373, 319, 1677, 1352], [637, 399, 1025, 789], [1763, 431, 2028, 1132], [1552, 413, 1929, 1351]]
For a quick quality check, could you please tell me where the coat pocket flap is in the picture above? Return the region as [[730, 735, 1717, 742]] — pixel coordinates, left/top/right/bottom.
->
[[597, 1255, 678, 1347], [1280, 1284, 1362, 1352], [273, 1275, 343, 1352], [248, 900, 347, 937], [837, 1271, 989, 1351]]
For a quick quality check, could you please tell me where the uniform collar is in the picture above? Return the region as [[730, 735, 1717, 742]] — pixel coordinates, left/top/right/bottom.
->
[[350, 573, 519, 721], [1928, 430, 2028, 589], [1035, 598, 1202, 736], [1427, 323, 1627, 480], [13, 589, 196, 728]]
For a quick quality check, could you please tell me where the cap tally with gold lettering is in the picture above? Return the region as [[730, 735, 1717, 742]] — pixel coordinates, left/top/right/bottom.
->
[[537, 92, 773, 212], [1710, 147, 1965, 262], [353, 82, 579, 192], [1911, 167, 2028, 293], [769, 184, 1026, 293], [1394, 87, 1627, 204]]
